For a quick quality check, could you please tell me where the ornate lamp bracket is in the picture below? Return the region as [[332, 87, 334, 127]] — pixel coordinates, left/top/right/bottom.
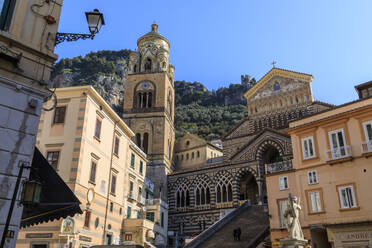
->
[[55, 32, 95, 45]]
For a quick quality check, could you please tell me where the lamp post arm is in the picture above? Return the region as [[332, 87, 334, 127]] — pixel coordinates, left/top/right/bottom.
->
[[55, 32, 95, 45]]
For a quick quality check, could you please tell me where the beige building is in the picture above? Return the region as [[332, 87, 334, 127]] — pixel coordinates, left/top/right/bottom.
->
[[0, 1, 66, 247], [174, 133, 223, 171], [266, 82, 372, 247], [16, 86, 152, 247]]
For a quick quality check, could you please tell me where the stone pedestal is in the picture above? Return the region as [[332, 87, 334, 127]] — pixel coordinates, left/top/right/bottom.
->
[[280, 238, 308, 248]]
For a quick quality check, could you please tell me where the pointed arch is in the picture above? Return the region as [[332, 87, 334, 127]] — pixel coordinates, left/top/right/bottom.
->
[[214, 171, 233, 203]]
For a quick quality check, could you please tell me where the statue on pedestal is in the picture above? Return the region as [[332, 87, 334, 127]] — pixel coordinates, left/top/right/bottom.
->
[[284, 194, 304, 240], [280, 194, 308, 248]]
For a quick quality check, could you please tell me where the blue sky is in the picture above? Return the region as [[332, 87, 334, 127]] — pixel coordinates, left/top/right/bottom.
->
[[55, 0, 372, 105]]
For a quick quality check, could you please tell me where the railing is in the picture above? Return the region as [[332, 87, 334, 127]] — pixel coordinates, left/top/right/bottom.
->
[[145, 199, 154, 205], [361, 140, 372, 154], [137, 195, 146, 205], [206, 157, 224, 164], [127, 191, 136, 201], [266, 160, 293, 174], [326, 146, 352, 161]]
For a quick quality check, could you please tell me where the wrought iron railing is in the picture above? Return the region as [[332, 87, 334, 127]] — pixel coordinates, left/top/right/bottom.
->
[[326, 146, 352, 161], [266, 160, 293, 174], [361, 141, 372, 154]]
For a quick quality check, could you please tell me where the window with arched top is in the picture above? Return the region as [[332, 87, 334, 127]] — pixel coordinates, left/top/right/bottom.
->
[[133, 64, 137, 73], [215, 172, 233, 203], [197, 151, 200, 158], [145, 58, 152, 71], [136, 133, 141, 148], [175, 179, 190, 208], [162, 62, 166, 68], [186, 153, 189, 160], [191, 152, 194, 159], [135, 81, 155, 109], [273, 82, 280, 91], [143, 133, 149, 154], [195, 179, 211, 206], [167, 89, 172, 117]]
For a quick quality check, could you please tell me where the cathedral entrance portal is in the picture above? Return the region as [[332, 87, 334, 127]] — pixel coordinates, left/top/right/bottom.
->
[[256, 139, 284, 204], [239, 172, 258, 205]]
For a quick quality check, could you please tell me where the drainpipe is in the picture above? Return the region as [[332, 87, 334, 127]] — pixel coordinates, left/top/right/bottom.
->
[[102, 121, 118, 244]]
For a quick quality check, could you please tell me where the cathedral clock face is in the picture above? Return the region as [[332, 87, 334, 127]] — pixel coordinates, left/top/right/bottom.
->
[[141, 82, 149, 89]]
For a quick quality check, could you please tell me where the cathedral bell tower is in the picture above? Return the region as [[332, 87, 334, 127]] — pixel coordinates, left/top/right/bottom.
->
[[123, 24, 175, 200]]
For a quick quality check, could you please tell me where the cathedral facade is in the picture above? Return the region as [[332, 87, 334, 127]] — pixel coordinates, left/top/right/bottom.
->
[[122, 24, 333, 246]]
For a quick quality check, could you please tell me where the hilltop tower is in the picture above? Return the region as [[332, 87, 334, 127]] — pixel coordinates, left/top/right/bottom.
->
[[123, 24, 175, 201]]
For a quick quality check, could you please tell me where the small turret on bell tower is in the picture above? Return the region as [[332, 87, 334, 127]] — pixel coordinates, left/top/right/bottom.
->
[[123, 24, 175, 201]]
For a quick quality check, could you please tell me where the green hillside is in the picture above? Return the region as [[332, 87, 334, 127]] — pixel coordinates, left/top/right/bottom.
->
[[51, 50, 256, 141]]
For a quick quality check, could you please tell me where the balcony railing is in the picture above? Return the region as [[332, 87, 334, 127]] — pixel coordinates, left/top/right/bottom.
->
[[145, 199, 154, 205], [127, 191, 136, 201], [326, 146, 352, 161], [361, 140, 372, 154], [137, 195, 146, 205], [266, 160, 293, 174]]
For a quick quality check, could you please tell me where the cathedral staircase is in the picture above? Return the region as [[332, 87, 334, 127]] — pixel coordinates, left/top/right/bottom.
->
[[185, 203, 270, 248]]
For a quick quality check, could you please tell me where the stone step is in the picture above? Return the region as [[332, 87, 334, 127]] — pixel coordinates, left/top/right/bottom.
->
[[186, 203, 269, 248]]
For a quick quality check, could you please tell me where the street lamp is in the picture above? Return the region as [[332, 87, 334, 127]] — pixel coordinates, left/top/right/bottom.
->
[[55, 9, 105, 45], [21, 180, 42, 205]]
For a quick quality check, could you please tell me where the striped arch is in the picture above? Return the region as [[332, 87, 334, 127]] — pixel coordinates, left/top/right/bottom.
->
[[233, 166, 259, 206], [255, 139, 285, 161], [234, 166, 258, 182]]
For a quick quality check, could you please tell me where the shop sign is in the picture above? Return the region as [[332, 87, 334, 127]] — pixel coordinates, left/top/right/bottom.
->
[[79, 235, 92, 242], [25, 233, 53, 238]]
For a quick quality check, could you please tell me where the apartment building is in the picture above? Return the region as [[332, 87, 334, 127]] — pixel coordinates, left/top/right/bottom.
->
[[16, 86, 134, 247], [0, 1, 65, 246], [266, 83, 372, 247]]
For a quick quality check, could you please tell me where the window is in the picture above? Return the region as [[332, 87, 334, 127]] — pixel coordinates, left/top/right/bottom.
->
[[307, 190, 322, 213], [124, 234, 132, 241], [53, 106, 66, 124], [46, 151, 60, 170], [139, 161, 143, 174], [129, 181, 134, 192], [278, 199, 289, 228], [114, 136, 120, 156], [95, 118, 102, 139], [110, 174, 117, 195], [137, 210, 141, 219], [130, 153, 135, 168], [307, 170, 318, 185], [143, 132, 149, 153], [0, 0, 16, 31], [84, 210, 91, 228], [362, 89, 368, 98], [146, 212, 155, 222], [161, 212, 164, 227], [127, 206, 132, 218], [328, 129, 347, 158], [191, 152, 194, 159], [110, 202, 113, 212], [369, 87, 372, 97], [31, 245, 48, 248], [197, 151, 200, 157], [105, 234, 112, 245], [273, 82, 280, 91], [279, 176, 289, 190], [186, 153, 189, 160], [138, 187, 142, 196], [362, 121, 372, 141], [301, 136, 316, 159], [136, 133, 141, 147], [338, 185, 357, 209], [89, 161, 97, 183]]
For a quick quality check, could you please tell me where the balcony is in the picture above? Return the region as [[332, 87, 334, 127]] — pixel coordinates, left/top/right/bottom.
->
[[326, 146, 353, 164], [127, 191, 136, 201], [266, 160, 293, 174], [145, 198, 154, 205], [361, 140, 372, 155], [137, 195, 146, 205]]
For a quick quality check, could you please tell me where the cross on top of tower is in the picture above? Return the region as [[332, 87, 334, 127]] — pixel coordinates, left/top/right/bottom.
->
[[271, 61, 277, 68]]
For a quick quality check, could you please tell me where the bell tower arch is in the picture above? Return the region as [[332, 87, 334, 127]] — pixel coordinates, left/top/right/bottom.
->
[[123, 24, 175, 201]]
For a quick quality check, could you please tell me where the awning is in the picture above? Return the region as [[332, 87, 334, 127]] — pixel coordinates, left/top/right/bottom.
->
[[21, 147, 82, 228]]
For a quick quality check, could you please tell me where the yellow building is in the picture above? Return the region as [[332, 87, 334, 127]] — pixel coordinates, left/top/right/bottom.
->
[[16, 86, 152, 247], [266, 83, 372, 247], [174, 133, 223, 171]]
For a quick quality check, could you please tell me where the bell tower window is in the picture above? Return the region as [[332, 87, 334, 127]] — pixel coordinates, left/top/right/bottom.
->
[[133, 64, 137, 72], [145, 58, 152, 71]]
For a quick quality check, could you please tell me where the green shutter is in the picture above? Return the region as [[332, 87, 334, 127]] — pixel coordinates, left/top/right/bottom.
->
[[139, 161, 143, 174], [131, 153, 135, 168], [137, 210, 141, 219], [127, 206, 131, 218], [146, 212, 155, 222]]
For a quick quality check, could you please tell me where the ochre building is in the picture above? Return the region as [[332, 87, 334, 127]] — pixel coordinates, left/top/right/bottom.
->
[[267, 81, 372, 248]]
